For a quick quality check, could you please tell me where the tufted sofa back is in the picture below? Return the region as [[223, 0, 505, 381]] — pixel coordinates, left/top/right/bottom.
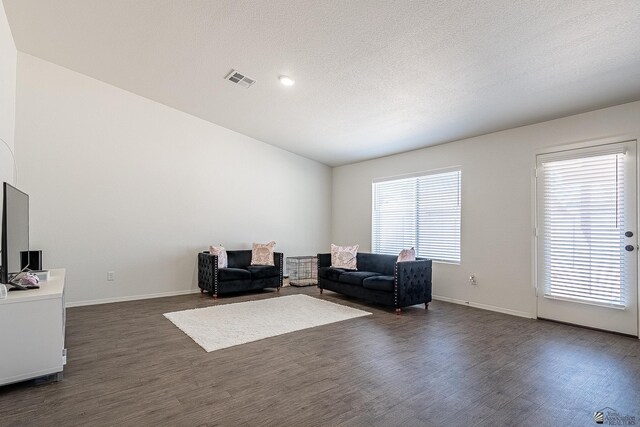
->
[[356, 253, 396, 275], [227, 250, 252, 268]]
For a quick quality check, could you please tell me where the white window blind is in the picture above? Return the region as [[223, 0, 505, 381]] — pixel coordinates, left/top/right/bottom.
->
[[372, 169, 461, 263], [539, 147, 626, 307]]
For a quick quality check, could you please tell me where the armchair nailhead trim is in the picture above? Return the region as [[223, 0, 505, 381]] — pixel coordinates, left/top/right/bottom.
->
[[214, 255, 218, 294], [394, 263, 398, 307], [317, 254, 321, 289]]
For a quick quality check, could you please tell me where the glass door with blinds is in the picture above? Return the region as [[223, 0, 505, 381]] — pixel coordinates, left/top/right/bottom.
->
[[536, 140, 638, 336]]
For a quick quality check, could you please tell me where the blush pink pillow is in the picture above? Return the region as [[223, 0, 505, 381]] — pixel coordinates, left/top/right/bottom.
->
[[331, 244, 359, 270], [209, 245, 228, 268], [397, 247, 416, 262], [251, 241, 276, 266]]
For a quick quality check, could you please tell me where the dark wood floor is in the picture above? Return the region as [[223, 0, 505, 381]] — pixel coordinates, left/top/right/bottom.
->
[[1, 286, 639, 426]]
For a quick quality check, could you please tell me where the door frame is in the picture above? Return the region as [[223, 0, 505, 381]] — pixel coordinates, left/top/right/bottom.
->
[[532, 134, 640, 338]]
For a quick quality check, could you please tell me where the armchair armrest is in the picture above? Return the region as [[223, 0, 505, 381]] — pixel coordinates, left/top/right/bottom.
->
[[394, 259, 432, 308], [317, 253, 331, 268], [274, 252, 284, 287], [198, 252, 219, 293]]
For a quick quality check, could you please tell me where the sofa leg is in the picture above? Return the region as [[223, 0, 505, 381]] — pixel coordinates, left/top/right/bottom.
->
[[425, 303, 429, 310], [277, 286, 281, 293], [319, 288, 323, 294], [395, 308, 401, 315], [200, 288, 204, 294], [212, 293, 218, 300]]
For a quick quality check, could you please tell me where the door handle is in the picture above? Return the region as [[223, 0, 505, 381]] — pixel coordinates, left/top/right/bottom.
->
[[625, 245, 635, 252]]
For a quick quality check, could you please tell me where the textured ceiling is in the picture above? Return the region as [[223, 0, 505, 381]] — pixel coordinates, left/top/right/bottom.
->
[[4, 0, 640, 166]]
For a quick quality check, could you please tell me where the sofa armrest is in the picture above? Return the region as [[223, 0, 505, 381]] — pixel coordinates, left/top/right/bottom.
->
[[394, 259, 432, 307], [317, 253, 331, 268], [198, 252, 218, 293]]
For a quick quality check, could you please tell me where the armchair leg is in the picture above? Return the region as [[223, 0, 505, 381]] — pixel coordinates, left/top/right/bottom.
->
[[395, 308, 401, 315], [212, 293, 218, 300], [200, 288, 204, 294], [425, 303, 429, 310], [319, 288, 323, 294], [277, 286, 281, 293]]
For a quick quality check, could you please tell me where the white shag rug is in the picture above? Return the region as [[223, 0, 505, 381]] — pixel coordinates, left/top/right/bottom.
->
[[163, 294, 371, 352]]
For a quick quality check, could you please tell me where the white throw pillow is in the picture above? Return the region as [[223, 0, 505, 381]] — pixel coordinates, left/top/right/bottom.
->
[[208, 245, 228, 268], [251, 241, 276, 266], [397, 247, 416, 262], [331, 244, 358, 270]]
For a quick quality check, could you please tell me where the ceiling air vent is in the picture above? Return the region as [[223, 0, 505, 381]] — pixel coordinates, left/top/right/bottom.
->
[[225, 69, 256, 88]]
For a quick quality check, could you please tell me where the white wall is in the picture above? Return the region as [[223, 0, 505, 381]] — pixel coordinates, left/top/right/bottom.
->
[[15, 53, 332, 305], [332, 101, 640, 318], [0, 3, 16, 184]]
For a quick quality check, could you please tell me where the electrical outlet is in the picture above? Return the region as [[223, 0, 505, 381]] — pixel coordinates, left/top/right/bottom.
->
[[107, 271, 115, 281], [469, 274, 477, 286]]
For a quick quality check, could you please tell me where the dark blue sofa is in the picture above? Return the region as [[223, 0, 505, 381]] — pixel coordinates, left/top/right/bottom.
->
[[317, 252, 432, 314], [198, 250, 283, 298]]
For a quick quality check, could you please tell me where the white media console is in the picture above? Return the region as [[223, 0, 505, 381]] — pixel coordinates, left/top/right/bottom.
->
[[0, 269, 66, 386]]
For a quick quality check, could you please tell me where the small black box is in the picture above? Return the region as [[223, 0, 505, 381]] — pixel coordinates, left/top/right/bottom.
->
[[20, 250, 42, 271]]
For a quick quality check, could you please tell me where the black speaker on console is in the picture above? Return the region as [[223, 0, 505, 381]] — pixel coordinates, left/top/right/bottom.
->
[[20, 250, 42, 271]]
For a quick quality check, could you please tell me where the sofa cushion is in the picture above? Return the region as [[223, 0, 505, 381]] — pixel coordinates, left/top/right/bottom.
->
[[218, 268, 251, 281], [362, 275, 395, 292], [339, 271, 381, 286], [246, 265, 279, 280], [319, 267, 346, 281]]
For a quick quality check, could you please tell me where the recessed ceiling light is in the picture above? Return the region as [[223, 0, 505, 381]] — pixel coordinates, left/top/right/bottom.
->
[[279, 75, 295, 86]]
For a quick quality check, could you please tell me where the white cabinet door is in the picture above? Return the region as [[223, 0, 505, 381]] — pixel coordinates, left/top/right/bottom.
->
[[0, 269, 66, 386]]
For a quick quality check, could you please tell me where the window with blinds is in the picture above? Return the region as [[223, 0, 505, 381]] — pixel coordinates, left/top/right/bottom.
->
[[538, 147, 626, 307], [372, 169, 461, 263]]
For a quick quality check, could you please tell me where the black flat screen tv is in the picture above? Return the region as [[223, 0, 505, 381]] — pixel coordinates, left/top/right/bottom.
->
[[1, 182, 29, 284]]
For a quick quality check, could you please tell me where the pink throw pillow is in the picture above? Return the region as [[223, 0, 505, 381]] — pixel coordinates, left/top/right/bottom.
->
[[397, 247, 416, 262], [209, 245, 228, 268]]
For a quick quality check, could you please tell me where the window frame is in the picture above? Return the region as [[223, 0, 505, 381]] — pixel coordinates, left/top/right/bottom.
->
[[371, 166, 462, 264]]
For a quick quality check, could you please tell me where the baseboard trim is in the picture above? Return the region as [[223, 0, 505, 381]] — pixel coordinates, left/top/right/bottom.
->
[[66, 289, 202, 308], [432, 295, 534, 319]]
